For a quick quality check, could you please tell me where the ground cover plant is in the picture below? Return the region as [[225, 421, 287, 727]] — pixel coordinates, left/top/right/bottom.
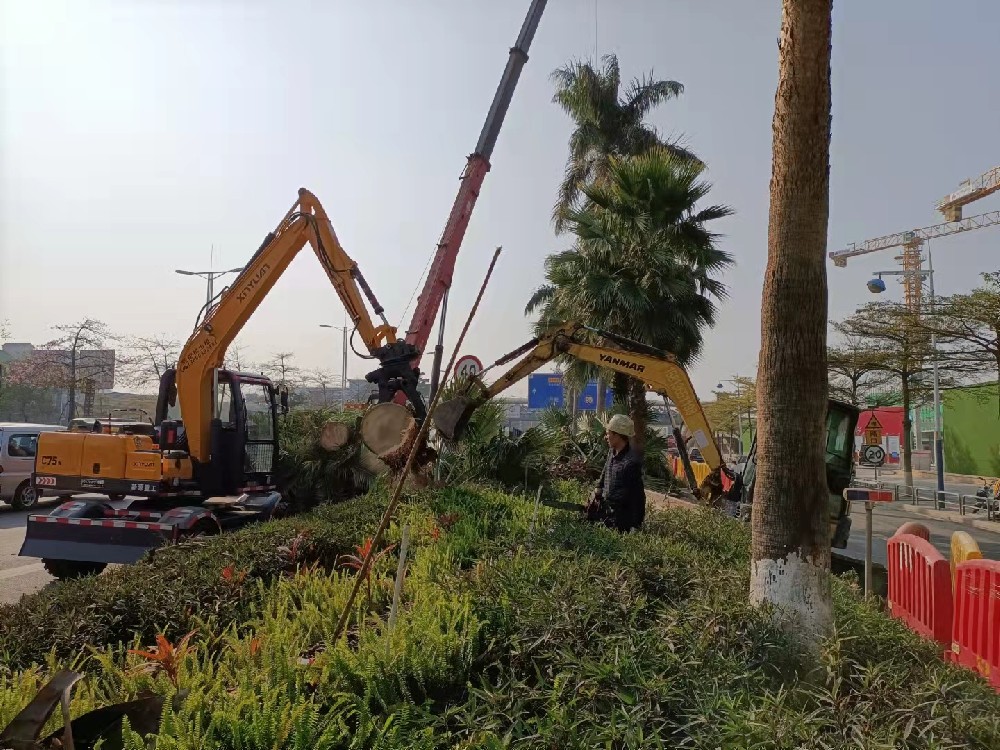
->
[[2, 483, 999, 748]]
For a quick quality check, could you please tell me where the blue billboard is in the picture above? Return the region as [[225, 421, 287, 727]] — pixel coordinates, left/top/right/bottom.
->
[[527, 373, 564, 409], [527, 373, 613, 411], [576, 381, 615, 412]]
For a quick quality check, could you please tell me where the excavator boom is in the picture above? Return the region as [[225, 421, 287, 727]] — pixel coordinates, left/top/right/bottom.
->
[[177, 188, 398, 462], [432, 323, 722, 469]]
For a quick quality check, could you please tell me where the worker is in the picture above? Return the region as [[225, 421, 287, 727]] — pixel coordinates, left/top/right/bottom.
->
[[584, 414, 645, 532]]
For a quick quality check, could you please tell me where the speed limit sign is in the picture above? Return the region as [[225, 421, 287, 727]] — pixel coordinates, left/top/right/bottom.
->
[[455, 355, 483, 380]]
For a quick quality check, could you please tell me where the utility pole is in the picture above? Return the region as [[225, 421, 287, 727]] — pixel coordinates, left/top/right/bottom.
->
[[319, 323, 350, 409]]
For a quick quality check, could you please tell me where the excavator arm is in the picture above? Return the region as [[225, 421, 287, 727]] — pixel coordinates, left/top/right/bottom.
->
[[175, 188, 399, 463], [432, 323, 723, 471]]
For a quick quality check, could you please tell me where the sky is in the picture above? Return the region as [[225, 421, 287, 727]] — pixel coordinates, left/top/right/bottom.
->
[[2, 0, 999, 399]]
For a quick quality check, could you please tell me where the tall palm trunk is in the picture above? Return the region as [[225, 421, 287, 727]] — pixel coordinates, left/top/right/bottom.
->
[[751, 0, 834, 644], [627, 378, 647, 456]]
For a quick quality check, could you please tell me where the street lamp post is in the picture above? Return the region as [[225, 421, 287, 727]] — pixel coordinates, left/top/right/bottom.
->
[[175, 267, 243, 310], [867, 256, 945, 494], [319, 324, 349, 409]]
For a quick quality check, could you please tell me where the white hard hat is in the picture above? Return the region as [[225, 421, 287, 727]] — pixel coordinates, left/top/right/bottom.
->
[[604, 413, 635, 437]]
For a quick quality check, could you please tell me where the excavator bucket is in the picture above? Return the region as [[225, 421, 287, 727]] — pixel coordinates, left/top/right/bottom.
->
[[432, 396, 478, 441]]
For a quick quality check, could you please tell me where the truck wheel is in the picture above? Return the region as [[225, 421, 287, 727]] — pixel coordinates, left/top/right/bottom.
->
[[42, 559, 107, 581], [11, 480, 39, 510]]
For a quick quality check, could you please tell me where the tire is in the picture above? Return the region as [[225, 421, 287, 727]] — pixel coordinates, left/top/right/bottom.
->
[[107, 493, 127, 502], [11, 480, 39, 510], [42, 559, 107, 581]]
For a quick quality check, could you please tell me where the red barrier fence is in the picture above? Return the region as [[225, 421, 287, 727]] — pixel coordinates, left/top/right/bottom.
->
[[950, 560, 1000, 689], [895, 521, 930, 541], [887, 533, 953, 645]]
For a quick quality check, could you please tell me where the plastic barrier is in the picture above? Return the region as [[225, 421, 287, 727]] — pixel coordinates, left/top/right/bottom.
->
[[950, 531, 983, 587], [887, 533, 953, 645], [950, 560, 1000, 690], [895, 521, 930, 541], [668, 457, 712, 486]]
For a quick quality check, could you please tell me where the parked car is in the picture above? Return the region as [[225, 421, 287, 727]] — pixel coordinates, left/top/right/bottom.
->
[[0, 422, 67, 509]]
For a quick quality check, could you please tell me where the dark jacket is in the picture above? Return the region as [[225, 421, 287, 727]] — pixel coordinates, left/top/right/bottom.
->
[[595, 444, 645, 532]]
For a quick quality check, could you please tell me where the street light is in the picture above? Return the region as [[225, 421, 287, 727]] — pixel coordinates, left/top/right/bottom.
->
[[319, 324, 349, 409], [867, 247, 945, 494], [175, 267, 243, 309]]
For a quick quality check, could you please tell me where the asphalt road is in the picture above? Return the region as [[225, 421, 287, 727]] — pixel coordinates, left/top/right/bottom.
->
[[838, 499, 1000, 568], [1, 495, 128, 605]]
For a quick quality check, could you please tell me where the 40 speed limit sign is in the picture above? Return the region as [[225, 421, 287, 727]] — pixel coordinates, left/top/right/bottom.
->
[[455, 355, 483, 379]]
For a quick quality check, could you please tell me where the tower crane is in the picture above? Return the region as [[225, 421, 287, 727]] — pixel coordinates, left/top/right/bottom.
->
[[829, 210, 1000, 309], [936, 165, 1000, 222]]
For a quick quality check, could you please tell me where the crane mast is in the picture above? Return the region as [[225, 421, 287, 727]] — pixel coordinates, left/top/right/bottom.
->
[[398, 0, 548, 402]]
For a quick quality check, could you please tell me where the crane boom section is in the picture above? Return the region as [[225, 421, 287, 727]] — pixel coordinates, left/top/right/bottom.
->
[[440, 324, 722, 469], [403, 0, 548, 359], [830, 210, 1000, 267], [937, 166, 1000, 221], [176, 188, 396, 462]]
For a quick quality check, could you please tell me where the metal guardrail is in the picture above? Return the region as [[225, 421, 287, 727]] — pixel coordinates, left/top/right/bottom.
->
[[853, 478, 998, 522]]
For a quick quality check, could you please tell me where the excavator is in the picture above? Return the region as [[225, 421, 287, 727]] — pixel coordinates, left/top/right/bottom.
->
[[431, 323, 860, 548], [21, 0, 550, 579], [21, 188, 426, 579]]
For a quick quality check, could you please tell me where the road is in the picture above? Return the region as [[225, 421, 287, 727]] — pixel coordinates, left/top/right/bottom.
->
[[1, 495, 129, 605], [838, 499, 1000, 568]]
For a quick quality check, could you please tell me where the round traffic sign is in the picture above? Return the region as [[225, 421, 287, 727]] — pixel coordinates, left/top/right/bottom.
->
[[861, 444, 886, 466], [455, 355, 483, 380]]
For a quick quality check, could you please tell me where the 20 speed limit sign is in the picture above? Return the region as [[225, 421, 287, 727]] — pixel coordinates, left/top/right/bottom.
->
[[861, 444, 886, 467], [455, 355, 483, 380]]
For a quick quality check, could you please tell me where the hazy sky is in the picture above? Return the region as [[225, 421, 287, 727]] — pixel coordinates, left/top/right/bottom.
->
[[2, 0, 999, 399]]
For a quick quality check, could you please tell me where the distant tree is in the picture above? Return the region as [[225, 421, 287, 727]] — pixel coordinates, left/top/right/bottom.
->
[[119, 335, 181, 390], [917, 271, 1000, 414], [706, 376, 756, 452], [826, 328, 893, 406], [224, 344, 253, 373], [834, 302, 971, 486], [304, 369, 339, 406], [27, 319, 116, 421]]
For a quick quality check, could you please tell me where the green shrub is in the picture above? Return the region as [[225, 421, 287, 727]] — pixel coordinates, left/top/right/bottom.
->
[[0, 493, 387, 671], [4, 484, 999, 749]]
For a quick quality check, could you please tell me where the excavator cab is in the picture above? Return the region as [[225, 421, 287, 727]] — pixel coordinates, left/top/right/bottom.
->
[[155, 368, 280, 496]]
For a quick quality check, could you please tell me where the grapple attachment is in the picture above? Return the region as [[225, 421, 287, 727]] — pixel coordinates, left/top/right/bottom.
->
[[432, 396, 478, 441]]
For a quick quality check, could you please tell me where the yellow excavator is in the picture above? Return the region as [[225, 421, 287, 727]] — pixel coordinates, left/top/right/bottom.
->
[[22, 188, 424, 579], [432, 323, 860, 548], [432, 323, 726, 499]]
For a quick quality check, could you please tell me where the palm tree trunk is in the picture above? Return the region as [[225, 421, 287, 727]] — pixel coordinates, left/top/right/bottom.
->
[[750, 0, 834, 646], [627, 378, 647, 456]]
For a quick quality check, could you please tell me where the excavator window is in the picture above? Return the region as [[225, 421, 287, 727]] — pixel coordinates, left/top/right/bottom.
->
[[243, 382, 275, 441], [216, 381, 236, 428]]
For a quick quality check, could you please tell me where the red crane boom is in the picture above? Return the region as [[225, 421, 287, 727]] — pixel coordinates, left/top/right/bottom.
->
[[391, 0, 548, 405]]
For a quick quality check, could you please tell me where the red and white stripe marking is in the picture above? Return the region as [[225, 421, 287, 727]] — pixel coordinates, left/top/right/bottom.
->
[[29, 516, 172, 531], [107, 509, 163, 520]]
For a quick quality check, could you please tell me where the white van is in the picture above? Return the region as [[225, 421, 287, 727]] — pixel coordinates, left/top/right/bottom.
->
[[0, 423, 66, 509]]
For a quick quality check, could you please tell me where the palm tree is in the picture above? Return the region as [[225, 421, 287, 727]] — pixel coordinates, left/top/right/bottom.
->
[[527, 149, 733, 451], [750, 0, 835, 646], [551, 54, 698, 232]]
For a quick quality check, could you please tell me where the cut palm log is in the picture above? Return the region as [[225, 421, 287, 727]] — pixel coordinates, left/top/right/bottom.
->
[[319, 420, 354, 451], [360, 402, 415, 455]]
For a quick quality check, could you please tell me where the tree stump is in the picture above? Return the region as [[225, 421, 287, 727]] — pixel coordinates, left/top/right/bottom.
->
[[319, 420, 353, 451]]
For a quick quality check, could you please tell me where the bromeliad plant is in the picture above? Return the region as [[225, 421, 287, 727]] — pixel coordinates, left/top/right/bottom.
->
[[338, 537, 398, 607]]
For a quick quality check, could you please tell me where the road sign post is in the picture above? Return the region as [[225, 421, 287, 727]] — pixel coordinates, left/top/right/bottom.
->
[[454, 355, 483, 381], [845, 487, 893, 598]]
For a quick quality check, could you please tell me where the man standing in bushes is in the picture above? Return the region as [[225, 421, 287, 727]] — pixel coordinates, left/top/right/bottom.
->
[[584, 414, 645, 532]]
